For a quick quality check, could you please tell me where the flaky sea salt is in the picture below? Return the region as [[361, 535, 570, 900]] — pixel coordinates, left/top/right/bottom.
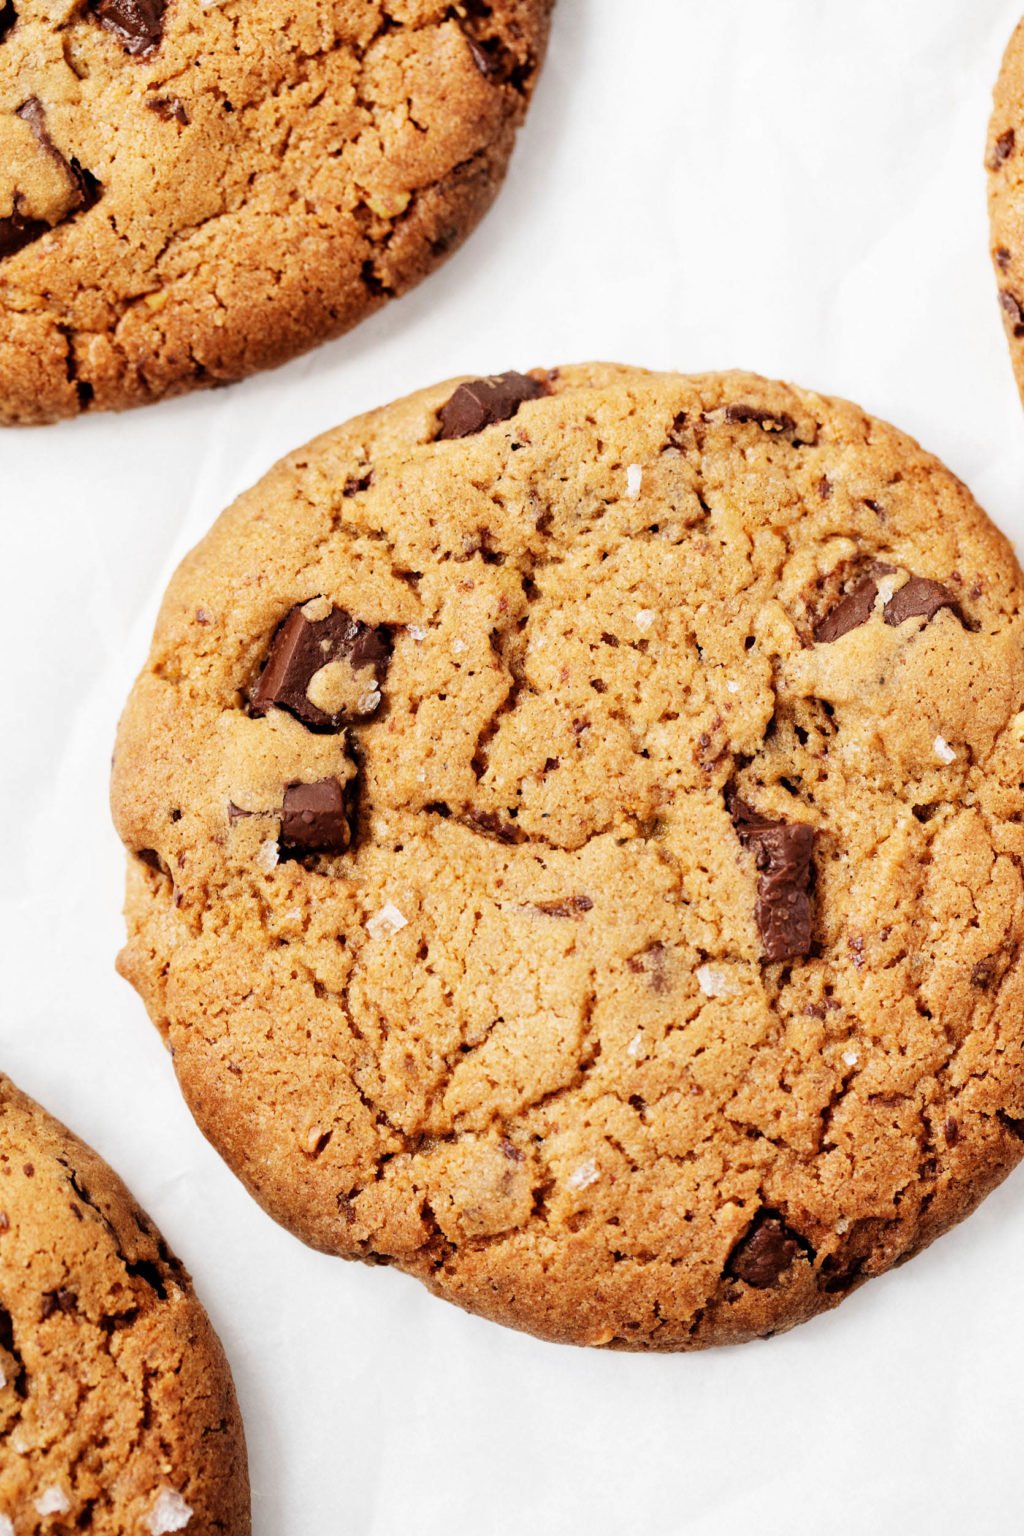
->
[[0, 1364, 6, 1390], [567, 1159, 600, 1191], [842, 1049, 859, 1067], [366, 902, 408, 940], [452, 638, 468, 655], [875, 575, 897, 606], [627, 1033, 643, 1058], [256, 838, 279, 873], [696, 964, 735, 999], [0, 1514, 13, 1536], [407, 625, 427, 642], [35, 1488, 71, 1517], [726, 679, 740, 694], [146, 1489, 194, 1534], [634, 609, 656, 631], [933, 735, 957, 765], [625, 464, 643, 499]]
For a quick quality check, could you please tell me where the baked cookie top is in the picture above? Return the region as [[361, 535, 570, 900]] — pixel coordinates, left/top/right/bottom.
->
[[112, 364, 1024, 1350], [0, 1075, 249, 1533], [989, 16, 1024, 403], [0, 0, 551, 424]]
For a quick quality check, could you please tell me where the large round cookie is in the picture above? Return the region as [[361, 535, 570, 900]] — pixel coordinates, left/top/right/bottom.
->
[[989, 17, 1024, 403], [0, 1, 551, 425], [0, 1075, 249, 1532], [112, 364, 1024, 1350]]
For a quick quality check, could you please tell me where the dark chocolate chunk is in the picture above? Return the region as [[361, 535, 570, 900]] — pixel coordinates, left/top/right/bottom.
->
[[90, 0, 168, 55], [1001, 289, 1024, 336], [989, 128, 1016, 170], [883, 575, 961, 628], [250, 604, 392, 731], [731, 797, 815, 963], [998, 1108, 1024, 1142], [813, 576, 879, 643], [0, 207, 50, 259], [280, 779, 352, 855], [726, 1211, 808, 1288], [0, 1, 16, 41], [438, 371, 546, 439]]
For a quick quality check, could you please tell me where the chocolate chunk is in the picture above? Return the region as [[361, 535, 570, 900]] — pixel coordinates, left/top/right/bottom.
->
[[726, 1212, 808, 1288], [998, 1109, 1024, 1142], [280, 779, 352, 855], [90, 0, 168, 54], [813, 576, 879, 643], [1001, 290, 1024, 336], [250, 604, 392, 731], [0, 1, 16, 41], [40, 1288, 77, 1320], [731, 797, 815, 963], [721, 402, 797, 434], [146, 94, 188, 125], [883, 575, 961, 628], [534, 895, 593, 918], [438, 371, 546, 439], [0, 208, 50, 259], [989, 129, 1016, 170]]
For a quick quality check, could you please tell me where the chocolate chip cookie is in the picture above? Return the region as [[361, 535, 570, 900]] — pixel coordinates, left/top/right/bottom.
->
[[0, 1075, 249, 1531], [988, 17, 1024, 402], [112, 364, 1024, 1349], [0, 2, 551, 425]]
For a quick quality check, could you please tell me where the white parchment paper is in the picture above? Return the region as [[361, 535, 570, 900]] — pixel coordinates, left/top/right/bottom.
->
[[2, 3, 1023, 1531]]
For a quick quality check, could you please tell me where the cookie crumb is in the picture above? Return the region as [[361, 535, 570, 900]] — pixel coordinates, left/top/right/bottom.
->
[[147, 1489, 194, 1534], [567, 1159, 600, 1191], [625, 464, 643, 499], [366, 902, 408, 940], [933, 735, 957, 765]]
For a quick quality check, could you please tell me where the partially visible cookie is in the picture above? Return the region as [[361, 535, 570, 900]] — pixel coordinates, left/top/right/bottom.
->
[[988, 17, 1024, 401], [113, 365, 1024, 1350], [0, 1076, 249, 1534], [0, 1, 552, 424]]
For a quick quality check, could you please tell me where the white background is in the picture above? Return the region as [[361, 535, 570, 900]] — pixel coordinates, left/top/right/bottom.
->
[[2, 2, 1024, 1531]]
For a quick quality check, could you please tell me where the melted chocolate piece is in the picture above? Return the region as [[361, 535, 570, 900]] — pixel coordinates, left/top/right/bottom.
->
[[726, 1211, 809, 1288], [883, 575, 961, 628], [0, 1, 16, 41], [731, 798, 815, 963], [0, 207, 50, 259], [534, 895, 593, 918], [989, 129, 1016, 170], [438, 371, 546, 439], [813, 576, 879, 643], [147, 94, 188, 125], [250, 604, 392, 732], [91, 0, 168, 54], [1001, 290, 1024, 337], [280, 779, 352, 855]]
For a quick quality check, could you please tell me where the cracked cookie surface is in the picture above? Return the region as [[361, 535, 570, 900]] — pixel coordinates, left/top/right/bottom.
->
[[989, 17, 1024, 405], [112, 364, 1024, 1349], [0, 1075, 249, 1533], [0, 0, 551, 424]]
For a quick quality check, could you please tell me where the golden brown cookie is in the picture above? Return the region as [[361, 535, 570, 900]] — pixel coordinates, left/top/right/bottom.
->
[[112, 364, 1024, 1350], [988, 16, 1024, 402], [0, 1, 552, 424], [0, 1075, 249, 1532]]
